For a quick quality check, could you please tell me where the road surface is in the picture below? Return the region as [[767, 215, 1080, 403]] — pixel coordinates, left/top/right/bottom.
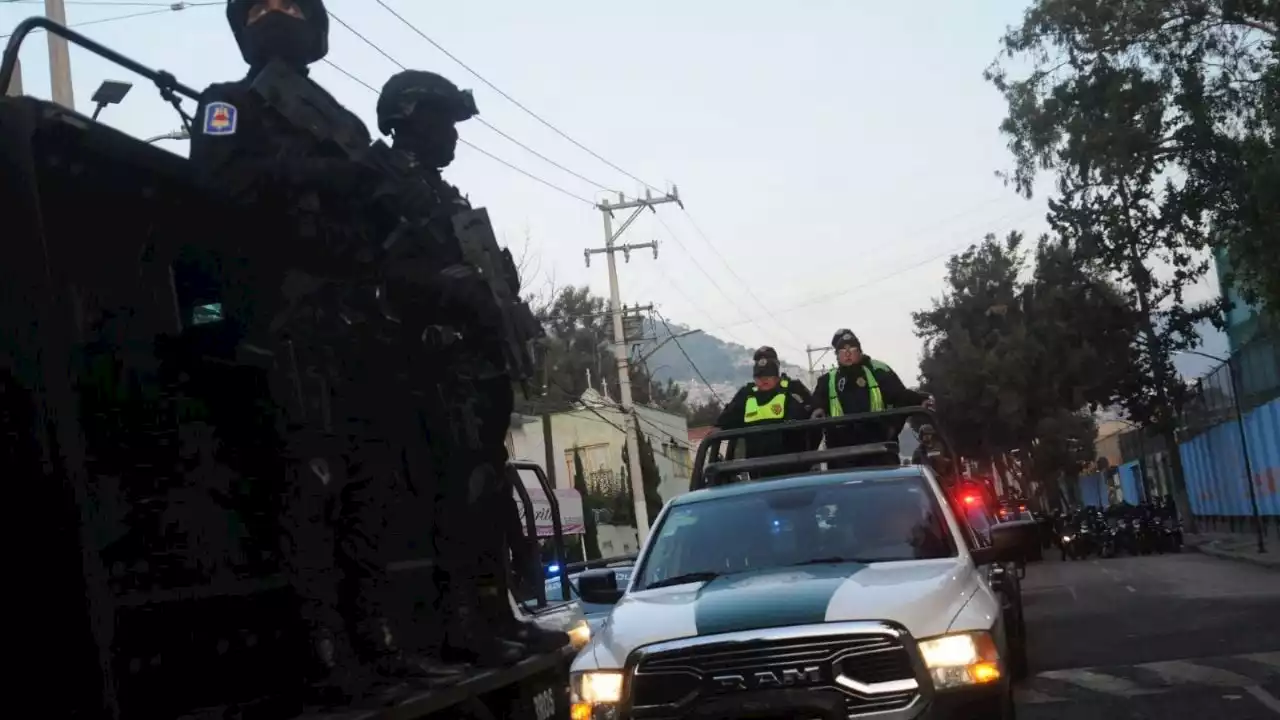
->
[[1015, 550, 1280, 718]]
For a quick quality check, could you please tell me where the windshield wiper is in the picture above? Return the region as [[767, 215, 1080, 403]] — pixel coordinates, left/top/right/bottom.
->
[[790, 556, 879, 566], [645, 571, 721, 589]]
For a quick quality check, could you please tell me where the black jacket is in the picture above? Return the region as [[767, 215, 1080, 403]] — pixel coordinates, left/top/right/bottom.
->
[[715, 377, 817, 459], [812, 357, 928, 448], [188, 72, 382, 279]]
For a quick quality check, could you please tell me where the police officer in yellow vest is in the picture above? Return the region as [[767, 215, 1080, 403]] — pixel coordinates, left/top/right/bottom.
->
[[715, 349, 816, 475], [722, 346, 814, 414], [812, 329, 933, 468]]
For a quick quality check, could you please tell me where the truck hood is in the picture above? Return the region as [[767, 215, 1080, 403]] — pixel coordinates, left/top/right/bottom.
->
[[584, 558, 976, 670]]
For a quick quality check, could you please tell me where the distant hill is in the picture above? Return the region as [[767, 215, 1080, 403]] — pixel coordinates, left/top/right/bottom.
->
[[634, 318, 806, 405]]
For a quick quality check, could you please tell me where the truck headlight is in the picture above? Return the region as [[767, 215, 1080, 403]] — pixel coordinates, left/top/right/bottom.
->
[[571, 670, 623, 719], [917, 631, 1002, 689], [568, 619, 592, 650]]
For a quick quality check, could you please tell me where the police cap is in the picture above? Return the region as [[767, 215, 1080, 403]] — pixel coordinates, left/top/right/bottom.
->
[[753, 346, 778, 362], [832, 329, 860, 350], [226, 0, 330, 66], [377, 70, 479, 135]]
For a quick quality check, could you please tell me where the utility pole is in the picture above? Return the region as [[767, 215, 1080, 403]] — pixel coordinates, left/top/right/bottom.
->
[[5, 57, 22, 97], [585, 188, 681, 543], [46, 0, 75, 109], [805, 345, 831, 388]]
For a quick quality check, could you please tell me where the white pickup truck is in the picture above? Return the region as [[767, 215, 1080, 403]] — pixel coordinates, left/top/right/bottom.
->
[[568, 411, 1026, 720]]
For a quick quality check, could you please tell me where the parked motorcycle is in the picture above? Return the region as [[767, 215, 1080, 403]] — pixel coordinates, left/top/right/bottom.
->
[[1162, 518, 1184, 552], [1111, 516, 1138, 556], [1062, 519, 1097, 560]]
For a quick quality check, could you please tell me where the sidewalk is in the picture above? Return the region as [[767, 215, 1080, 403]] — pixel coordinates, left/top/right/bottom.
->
[[1184, 531, 1280, 570]]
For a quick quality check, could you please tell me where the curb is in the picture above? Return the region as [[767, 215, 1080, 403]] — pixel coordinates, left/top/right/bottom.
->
[[1185, 540, 1280, 570]]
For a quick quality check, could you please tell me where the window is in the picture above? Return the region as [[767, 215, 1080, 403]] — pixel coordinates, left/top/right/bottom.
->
[[635, 476, 957, 590], [663, 442, 691, 473], [565, 443, 623, 495], [959, 503, 996, 549]]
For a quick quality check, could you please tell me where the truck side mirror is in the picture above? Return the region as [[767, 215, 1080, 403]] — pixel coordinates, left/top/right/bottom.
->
[[971, 523, 1024, 565], [577, 568, 624, 605]]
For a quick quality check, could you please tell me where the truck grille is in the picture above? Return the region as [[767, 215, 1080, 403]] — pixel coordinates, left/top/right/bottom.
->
[[629, 628, 921, 719]]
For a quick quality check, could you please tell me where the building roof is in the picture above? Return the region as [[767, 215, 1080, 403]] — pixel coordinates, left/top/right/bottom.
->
[[687, 425, 715, 447]]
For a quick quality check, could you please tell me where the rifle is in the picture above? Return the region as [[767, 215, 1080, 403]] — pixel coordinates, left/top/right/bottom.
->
[[248, 60, 544, 392]]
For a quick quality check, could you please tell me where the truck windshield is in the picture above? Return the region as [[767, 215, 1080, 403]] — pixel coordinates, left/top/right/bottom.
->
[[635, 476, 956, 590]]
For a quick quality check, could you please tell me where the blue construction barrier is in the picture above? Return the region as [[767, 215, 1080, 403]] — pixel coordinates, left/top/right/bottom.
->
[[1075, 472, 1108, 508], [1117, 461, 1144, 504], [1180, 398, 1280, 517]]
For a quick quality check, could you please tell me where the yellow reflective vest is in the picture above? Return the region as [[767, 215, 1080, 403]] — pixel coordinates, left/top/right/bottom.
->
[[827, 362, 892, 416], [743, 379, 790, 424]]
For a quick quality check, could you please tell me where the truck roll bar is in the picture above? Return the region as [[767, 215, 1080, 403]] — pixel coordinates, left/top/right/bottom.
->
[[691, 406, 960, 490], [1, 17, 198, 127]]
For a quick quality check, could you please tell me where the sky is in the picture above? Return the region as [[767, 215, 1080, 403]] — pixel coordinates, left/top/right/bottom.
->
[[1, 0, 1228, 381]]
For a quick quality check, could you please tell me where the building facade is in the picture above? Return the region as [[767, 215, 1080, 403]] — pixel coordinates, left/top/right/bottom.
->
[[506, 389, 692, 505]]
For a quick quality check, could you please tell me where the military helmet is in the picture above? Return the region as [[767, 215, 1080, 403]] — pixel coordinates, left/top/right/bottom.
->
[[226, 0, 330, 66], [377, 70, 478, 136]]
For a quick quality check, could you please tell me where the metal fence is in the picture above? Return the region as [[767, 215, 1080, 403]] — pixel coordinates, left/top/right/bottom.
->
[[1178, 331, 1280, 524], [1182, 331, 1280, 438]]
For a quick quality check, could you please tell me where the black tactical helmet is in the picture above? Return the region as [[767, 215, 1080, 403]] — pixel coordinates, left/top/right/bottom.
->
[[377, 70, 479, 136], [226, 0, 330, 66]]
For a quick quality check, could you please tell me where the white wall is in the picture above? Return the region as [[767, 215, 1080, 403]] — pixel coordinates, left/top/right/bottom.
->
[[505, 392, 693, 558], [508, 390, 692, 503]]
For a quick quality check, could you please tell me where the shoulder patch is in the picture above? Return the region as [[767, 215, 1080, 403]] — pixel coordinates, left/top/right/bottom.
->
[[203, 101, 238, 135], [870, 359, 892, 372]]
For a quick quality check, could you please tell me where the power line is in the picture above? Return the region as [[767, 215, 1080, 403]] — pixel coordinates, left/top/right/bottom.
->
[[0, 2, 213, 39], [676, 209, 810, 351], [655, 309, 723, 404], [700, 204, 1048, 334], [320, 58, 597, 206], [325, 11, 614, 194], [651, 213, 776, 344], [372, 0, 663, 193], [668, 192, 1027, 348]]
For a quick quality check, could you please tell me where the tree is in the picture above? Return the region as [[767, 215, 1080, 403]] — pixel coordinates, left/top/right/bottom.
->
[[1027, 410, 1100, 507], [983, 0, 1261, 523], [915, 232, 1039, 463], [572, 448, 601, 561], [530, 286, 692, 416], [534, 286, 613, 405], [631, 365, 691, 417], [633, 428, 666, 527], [687, 399, 724, 427], [914, 231, 1134, 500], [986, 0, 1278, 313]]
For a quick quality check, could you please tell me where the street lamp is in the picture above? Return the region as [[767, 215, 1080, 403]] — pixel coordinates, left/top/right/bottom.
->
[[1181, 349, 1265, 554], [144, 129, 189, 144], [89, 79, 132, 121]]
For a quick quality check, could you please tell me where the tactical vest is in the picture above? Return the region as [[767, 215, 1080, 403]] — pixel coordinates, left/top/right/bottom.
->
[[827, 362, 891, 416]]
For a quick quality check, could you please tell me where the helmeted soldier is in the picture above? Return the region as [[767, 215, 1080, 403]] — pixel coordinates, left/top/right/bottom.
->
[[377, 69, 565, 665], [189, 0, 447, 697]]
